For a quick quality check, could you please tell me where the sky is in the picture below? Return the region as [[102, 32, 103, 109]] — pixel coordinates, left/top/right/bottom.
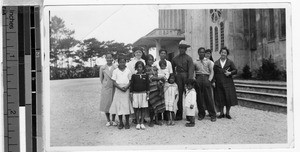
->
[[50, 5, 159, 44]]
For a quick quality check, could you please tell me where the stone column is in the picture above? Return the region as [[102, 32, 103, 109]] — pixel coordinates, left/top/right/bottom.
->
[[155, 39, 161, 59]]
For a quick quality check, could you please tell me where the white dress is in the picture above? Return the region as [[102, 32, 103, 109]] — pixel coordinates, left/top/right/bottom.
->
[[164, 83, 178, 112], [109, 68, 134, 115], [153, 59, 173, 74], [185, 88, 197, 116], [157, 68, 170, 80], [99, 64, 117, 112]]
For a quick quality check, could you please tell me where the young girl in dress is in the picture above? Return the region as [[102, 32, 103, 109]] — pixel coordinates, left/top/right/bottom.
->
[[164, 74, 178, 126], [109, 57, 134, 129], [99, 53, 117, 126], [185, 79, 197, 127], [130, 61, 150, 130]]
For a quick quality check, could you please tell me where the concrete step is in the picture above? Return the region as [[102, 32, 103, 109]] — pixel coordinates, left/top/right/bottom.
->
[[236, 90, 287, 104], [235, 83, 286, 95], [238, 97, 287, 114], [233, 80, 287, 113], [234, 79, 286, 87]]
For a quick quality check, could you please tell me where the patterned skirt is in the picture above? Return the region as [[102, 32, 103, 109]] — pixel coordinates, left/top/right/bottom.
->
[[148, 81, 165, 114]]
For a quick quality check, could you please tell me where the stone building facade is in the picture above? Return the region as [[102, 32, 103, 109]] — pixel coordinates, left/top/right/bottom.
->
[[133, 9, 286, 74]]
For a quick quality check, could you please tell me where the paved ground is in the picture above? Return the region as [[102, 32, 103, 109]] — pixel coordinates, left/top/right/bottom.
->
[[50, 78, 287, 146]]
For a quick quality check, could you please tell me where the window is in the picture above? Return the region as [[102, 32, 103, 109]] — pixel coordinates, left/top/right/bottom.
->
[[215, 26, 219, 52], [279, 9, 286, 39], [220, 22, 224, 48], [268, 9, 275, 41], [243, 9, 250, 49], [249, 9, 257, 50], [210, 26, 213, 50], [210, 9, 222, 23], [243, 9, 257, 50]]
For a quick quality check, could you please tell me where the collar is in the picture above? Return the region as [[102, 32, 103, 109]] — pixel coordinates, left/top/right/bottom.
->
[[197, 57, 208, 61], [179, 53, 187, 56], [186, 88, 195, 95], [118, 67, 127, 71], [133, 57, 142, 61], [136, 73, 146, 75], [220, 58, 227, 62]]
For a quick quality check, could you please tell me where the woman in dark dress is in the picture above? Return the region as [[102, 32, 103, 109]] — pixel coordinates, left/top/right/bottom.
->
[[145, 54, 165, 126], [213, 47, 238, 119]]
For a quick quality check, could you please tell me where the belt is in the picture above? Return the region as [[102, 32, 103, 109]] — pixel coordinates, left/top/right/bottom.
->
[[196, 74, 209, 77], [131, 91, 148, 93], [176, 71, 188, 74], [175, 67, 187, 73]]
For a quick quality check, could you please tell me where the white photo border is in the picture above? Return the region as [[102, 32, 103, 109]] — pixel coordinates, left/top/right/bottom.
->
[[42, 1, 293, 152]]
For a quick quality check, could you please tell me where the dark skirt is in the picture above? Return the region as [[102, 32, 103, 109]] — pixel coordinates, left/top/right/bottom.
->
[[214, 82, 238, 107], [148, 81, 165, 114]]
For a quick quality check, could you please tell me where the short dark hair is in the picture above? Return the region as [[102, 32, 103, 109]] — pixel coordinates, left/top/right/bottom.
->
[[117, 56, 126, 63], [185, 79, 196, 88], [106, 51, 113, 56], [205, 49, 212, 53], [219, 47, 230, 55], [145, 54, 154, 65], [198, 47, 206, 54], [105, 52, 114, 58], [159, 59, 167, 68], [159, 49, 167, 54], [168, 73, 176, 83], [134, 61, 145, 70]]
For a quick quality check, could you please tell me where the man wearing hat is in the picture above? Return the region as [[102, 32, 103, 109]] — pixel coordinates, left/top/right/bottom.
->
[[172, 40, 194, 120]]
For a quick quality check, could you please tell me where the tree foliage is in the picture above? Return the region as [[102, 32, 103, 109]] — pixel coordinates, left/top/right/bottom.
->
[[78, 39, 134, 61], [79, 38, 107, 61], [256, 55, 282, 80], [50, 16, 80, 66], [242, 64, 252, 79], [50, 16, 134, 70]]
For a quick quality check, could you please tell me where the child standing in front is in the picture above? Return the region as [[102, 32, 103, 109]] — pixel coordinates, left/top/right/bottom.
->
[[109, 57, 134, 129], [185, 79, 197, 127], [130, 61, 150, 130], [164, 74, 178, 126]]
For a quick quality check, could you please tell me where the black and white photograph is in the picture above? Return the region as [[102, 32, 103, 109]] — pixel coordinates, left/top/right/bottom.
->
[[2, 0, 298, 152], [0, 0, 300, 152], [44, 1, 294, 151]]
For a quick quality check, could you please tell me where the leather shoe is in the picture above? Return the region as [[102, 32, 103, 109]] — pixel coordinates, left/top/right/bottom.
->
[[148, 121, 154, 127], [124, 123, 130, 129], [211, 117, 216, 122], [185, 123, 195, 127], [217, 114, 225, 119], [132, 119, 137, 124], [118, 123, 124, 129], [225, 114, 232, 119], [198, 117, 204, 121], [154, 121, 163, 126], [174, 118, 182, 121]]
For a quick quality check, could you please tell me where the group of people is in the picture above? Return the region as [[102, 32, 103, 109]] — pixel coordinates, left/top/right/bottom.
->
[[99, 40, 238, 130]]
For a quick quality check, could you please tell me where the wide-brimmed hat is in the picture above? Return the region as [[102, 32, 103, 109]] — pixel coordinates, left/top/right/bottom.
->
[[178, 40, 191, 48]]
